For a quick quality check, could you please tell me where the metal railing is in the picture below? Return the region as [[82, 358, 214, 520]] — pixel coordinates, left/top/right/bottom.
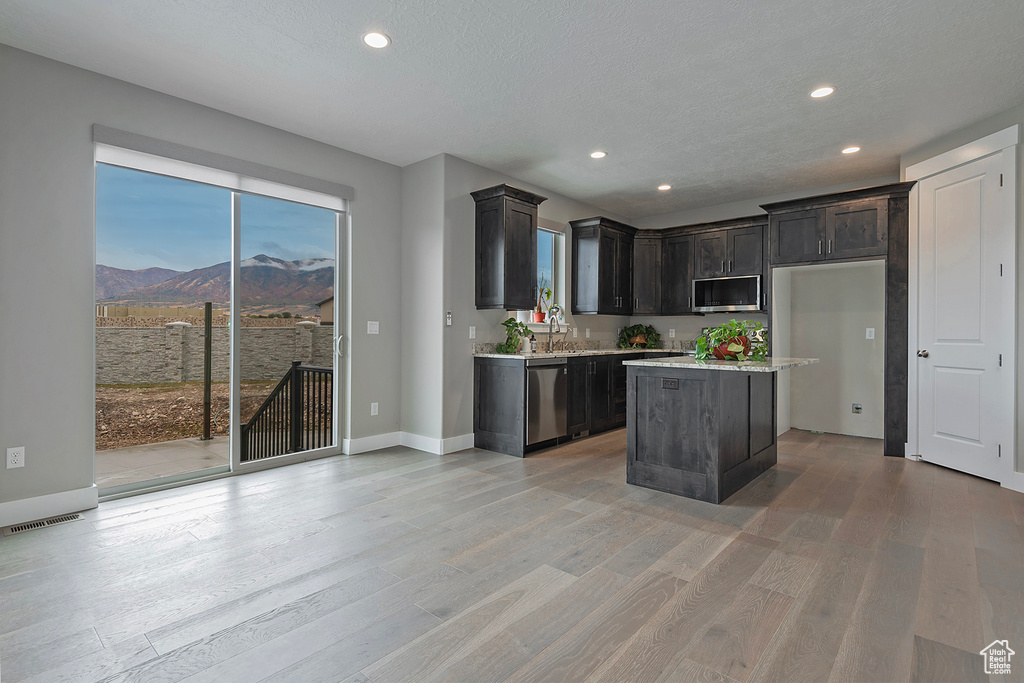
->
[[240, 361, 333, 462]]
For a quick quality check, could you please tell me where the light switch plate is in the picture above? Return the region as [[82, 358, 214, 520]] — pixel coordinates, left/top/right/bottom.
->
[[585, 328, 591, 339], [367, 321, 380, 335], [370, 402, 379, 416], [445, 311, 452, 326], [469, 326, 476, 339], [865, 328, 875, 340]]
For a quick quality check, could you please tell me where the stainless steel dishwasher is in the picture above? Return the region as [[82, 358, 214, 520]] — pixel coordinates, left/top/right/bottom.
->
[[526, 357, 568, 445]]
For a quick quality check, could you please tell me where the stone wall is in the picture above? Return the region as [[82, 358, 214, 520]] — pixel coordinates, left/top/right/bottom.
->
[[96, 322, 335, 384]]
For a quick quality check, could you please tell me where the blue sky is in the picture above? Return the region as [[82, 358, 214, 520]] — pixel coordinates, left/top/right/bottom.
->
[[96, 164, 336, 272]]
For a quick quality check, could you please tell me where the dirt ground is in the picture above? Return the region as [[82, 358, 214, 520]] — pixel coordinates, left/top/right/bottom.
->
[[95, 381, 277, 450]]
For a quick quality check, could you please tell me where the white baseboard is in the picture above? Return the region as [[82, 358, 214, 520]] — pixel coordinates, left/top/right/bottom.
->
[[0, 485, 98, 528], [343, 432, 476, 456], [400, 431, 442, 454], [398, 432, 475, 455], [441, 433, 475, 454], [1003, 471, 1024, 495], [342, 432, 401, 455]]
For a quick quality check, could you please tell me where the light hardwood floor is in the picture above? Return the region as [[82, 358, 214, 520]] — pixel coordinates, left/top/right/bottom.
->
[[2, 429, 1021, 682]]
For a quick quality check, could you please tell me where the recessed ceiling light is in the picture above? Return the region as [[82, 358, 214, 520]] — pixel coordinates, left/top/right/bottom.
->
[[590, 151, 607, 159], [842, 146, 861, 154], [810, 86, 835, 98], [658, 185, 671, 191], [362, 32, 391, 48]]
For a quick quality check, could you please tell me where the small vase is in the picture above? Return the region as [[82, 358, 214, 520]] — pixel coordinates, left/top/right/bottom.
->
[[532, 311, 546, 323]]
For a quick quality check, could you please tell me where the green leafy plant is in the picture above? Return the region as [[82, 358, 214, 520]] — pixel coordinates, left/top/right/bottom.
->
[[496, 318, 533, 354], [618, 324, 662, 349], [695, 319, 767, 361]]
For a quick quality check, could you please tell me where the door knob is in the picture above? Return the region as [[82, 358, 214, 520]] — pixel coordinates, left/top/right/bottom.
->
[[917, 350, 929, 358]]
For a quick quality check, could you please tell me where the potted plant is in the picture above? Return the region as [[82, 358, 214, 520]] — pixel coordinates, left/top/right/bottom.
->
[[618, 324, 662, 349], [695, 319, 767, 361], [533, 278, 551, 323], [496, 318, 533, 354]]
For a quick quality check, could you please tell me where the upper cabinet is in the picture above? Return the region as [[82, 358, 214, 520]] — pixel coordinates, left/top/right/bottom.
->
[[472, 184, 548, 310], [764, 183, 915, 266], [632, 232, 662, 315], [570, 217, 636, 315], [694, 223, 764, 278], [661, 233, 694, 315]]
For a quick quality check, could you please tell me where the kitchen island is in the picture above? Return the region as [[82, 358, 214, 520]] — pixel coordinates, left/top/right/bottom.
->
[[622, 356, 818, 503]]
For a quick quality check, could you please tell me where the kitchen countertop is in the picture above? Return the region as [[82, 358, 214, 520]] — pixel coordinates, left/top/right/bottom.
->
[[474, 349, 695, 360], [622, 356, 819, 372]]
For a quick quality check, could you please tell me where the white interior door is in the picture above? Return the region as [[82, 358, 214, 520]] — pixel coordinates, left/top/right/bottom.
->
[[916, 151, 1012, 481]]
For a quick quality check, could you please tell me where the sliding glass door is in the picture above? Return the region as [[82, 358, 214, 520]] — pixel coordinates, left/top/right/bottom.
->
[[234, 193, 341, 465], [95, 156, 345, 495]]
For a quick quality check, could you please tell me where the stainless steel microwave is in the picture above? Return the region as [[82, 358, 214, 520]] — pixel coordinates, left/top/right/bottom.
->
[[692, 275, 762, 313]]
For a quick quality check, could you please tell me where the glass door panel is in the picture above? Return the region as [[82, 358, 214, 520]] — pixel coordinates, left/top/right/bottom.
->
[[236, 194, 338, 462]]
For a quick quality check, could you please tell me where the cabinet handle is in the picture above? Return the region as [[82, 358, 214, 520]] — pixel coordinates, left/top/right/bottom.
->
[[721, 260, 725, 273], [828, 239, 832, 254], [635, 297, 639, 308], [818, 240, 822, 255]]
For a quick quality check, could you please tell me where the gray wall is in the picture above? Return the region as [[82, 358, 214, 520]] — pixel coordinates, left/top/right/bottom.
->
[[0, 45, 402, 508], [900, 100, 1024, 471], [772, 268, 793, 436], [400, 156, 446, 440], [786, 262, 886, 439]]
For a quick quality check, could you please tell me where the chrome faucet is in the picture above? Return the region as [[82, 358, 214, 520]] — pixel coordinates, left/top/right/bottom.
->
[[547, 305, 562, 353]]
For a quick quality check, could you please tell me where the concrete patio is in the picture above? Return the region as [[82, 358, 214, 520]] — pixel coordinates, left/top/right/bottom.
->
[[96, 436, 230, 489]]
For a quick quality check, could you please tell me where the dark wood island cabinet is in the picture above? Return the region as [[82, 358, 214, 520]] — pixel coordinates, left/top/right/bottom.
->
[[624, 356, 817, 503]]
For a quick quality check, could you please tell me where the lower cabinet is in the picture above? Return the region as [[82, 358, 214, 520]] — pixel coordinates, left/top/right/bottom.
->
[[567, 352, 654, 436]]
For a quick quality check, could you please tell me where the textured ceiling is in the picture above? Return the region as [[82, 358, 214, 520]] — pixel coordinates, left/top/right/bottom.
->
[[2, 0, 1024, 219]]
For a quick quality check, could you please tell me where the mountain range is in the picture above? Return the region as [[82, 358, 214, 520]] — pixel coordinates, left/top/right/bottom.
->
[[95, 265, 182, 300], [97, 255, 334, 314]]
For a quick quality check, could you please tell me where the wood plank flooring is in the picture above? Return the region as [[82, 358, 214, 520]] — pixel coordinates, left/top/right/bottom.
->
[[1, 429, 1021, 682]]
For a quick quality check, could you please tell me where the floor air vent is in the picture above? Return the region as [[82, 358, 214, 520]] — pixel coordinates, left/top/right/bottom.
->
[[3, 513, 84, 536]]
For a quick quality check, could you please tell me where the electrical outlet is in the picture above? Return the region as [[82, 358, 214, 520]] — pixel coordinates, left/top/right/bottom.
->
[[367, 321, 379, 335], [7, 446, 25, 469], [852, 403, 862, 414], [585, 328, 590, 339], [669, 329, 676, 338], [370, 402, 379, 416], [469, 326, 476, 339], [572, 328, 577, 338], [865, 328, 875, 340]]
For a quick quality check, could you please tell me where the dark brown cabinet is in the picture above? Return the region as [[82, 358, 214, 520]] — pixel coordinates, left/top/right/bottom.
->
[[472, 184, 548, 310], [770, 208, 825, 264], [661, 233, 694, 315], [632, 233, 662, 315], [570, 217, 636, 315], [566, 357, 591, 435], [727, 226, 764, 276], [694, 231, 727, 278], [768, 197, 888, 265], [695, 225, 764, 278], [826, 198, 888, 259]]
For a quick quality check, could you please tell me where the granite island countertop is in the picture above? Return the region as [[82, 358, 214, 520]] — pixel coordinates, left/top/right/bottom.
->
[[622, 356, 819, 372], [473, 349, 696, 360]]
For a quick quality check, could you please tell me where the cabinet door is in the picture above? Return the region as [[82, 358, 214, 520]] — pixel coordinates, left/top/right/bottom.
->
[[503, 200, 538, 310], [826, 199, 888, 259], [566, 358, 590, 434], [727, 226, 763, 276], [589, 357, 614, 432], [597, 231, 618, 313], [611, 353, 643, 428], [614, 232, 634, 314], [662, 235, 694, 315], [770, 208, 826, 264], [632, 238, 662, 315], [695, 231, 727, 278]]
